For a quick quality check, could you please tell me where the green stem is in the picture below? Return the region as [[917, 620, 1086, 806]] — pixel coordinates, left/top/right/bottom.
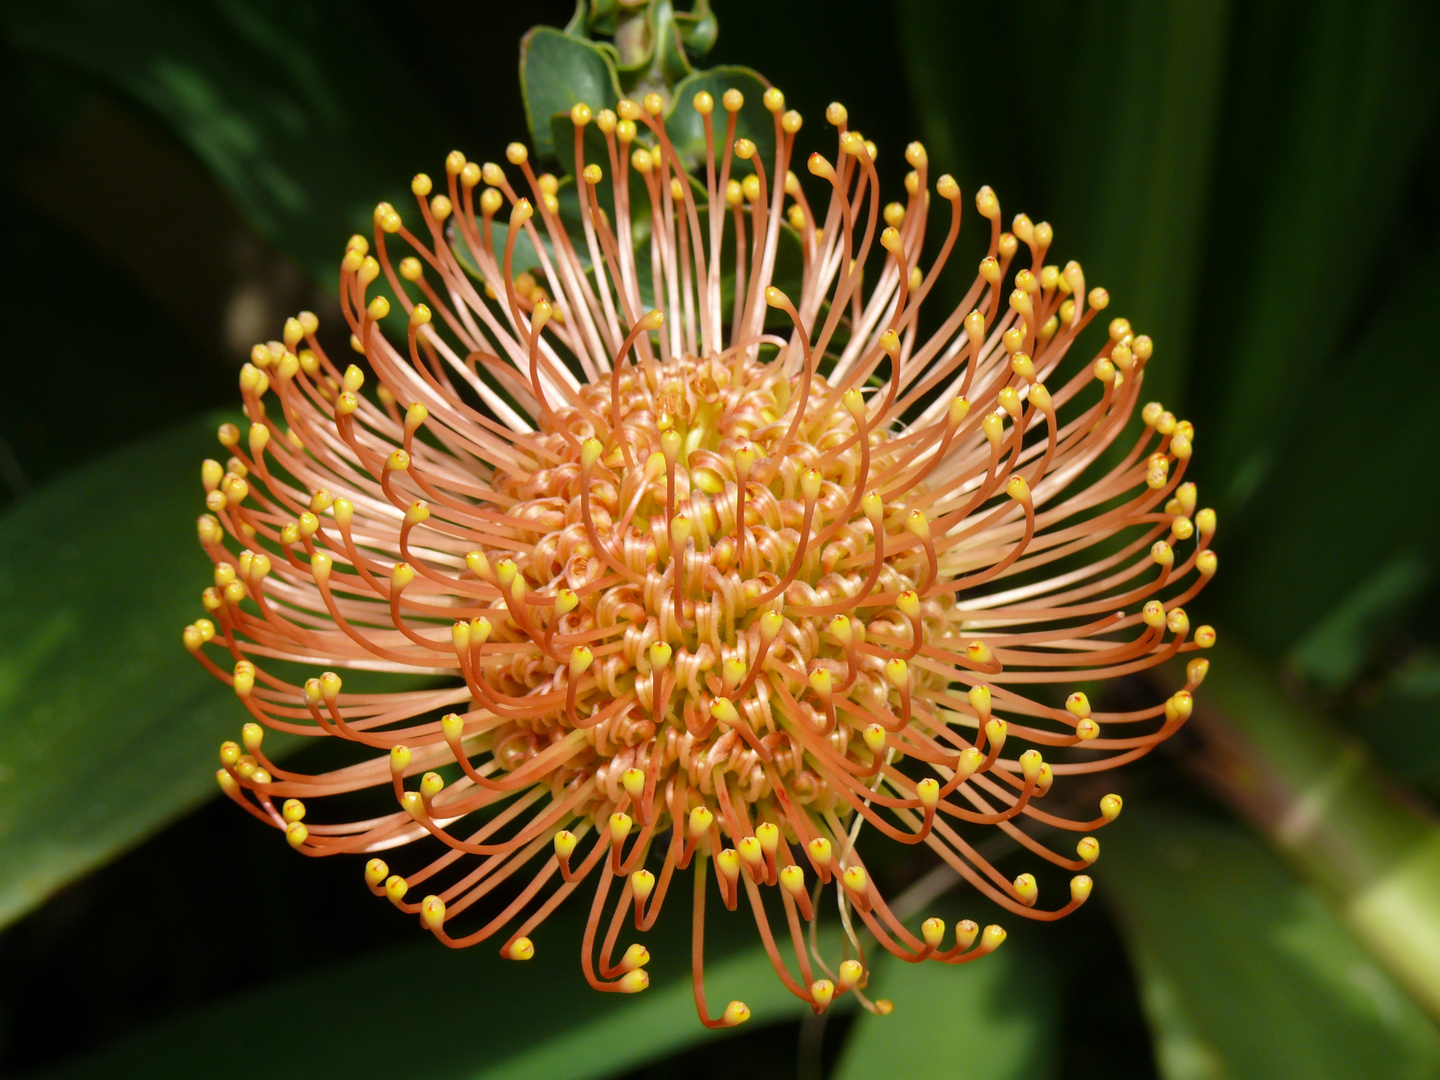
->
[[1191, 635, 1440, 1019]]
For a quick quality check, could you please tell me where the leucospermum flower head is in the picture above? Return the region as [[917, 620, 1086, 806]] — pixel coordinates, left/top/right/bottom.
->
[[189, 80, 1217, 1025]]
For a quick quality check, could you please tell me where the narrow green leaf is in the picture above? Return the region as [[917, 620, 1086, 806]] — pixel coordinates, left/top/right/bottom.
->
[[1286, 552, 1435, 691], [1, 0, 456, 284], [1051, 0, 1233, 410], [1189, 638, 1440, 1019], [895, 0, 1234, 404], [521, 25, 622, 162], [833, 921, 1059, 1080], [32, 893, 831, 1080], [0, 413, 302, 927], [1196, 0, 1440, 502], [1206, 246, 1440, 659], [1104, 807, 1440, 1078], [1351, 651, 1440, 799]]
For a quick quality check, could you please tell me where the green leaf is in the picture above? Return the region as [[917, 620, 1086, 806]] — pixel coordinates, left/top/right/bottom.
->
[[833, 917, 1060, 1080], [1104, 806, 1440, 1079], [1348, 649, 1440, 800], [562, 0, 587, 37], [666, 66, 775, 173], [31, 889, 832, 1080], [673, 0, 717, 57], [1205, 245, 1440, 661], [0, 413, 303, 928], [1045, 0, 1233, 410], [1286, 552, 1435, 692], [597, 0, 699, 90], [650, 0, 697, 87], [0, 0, 457, 285], [581, 0, 630, 40], [521, 25, 622, 162], [0, 180, 233, 502], [896, 0, 1234, 405], [1195, 0, 1440, 504], [1186, 637, 1440, 1020]]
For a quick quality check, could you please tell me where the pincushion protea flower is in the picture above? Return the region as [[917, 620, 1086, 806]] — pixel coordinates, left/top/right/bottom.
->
[[187, 83, 1217, 1025]]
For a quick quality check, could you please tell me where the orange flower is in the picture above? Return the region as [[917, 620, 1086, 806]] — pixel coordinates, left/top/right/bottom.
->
[[188, 86, 1216, 1025]]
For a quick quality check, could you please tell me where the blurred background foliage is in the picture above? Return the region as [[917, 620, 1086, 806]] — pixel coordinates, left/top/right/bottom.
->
[[2, 0, 1439, 1076]]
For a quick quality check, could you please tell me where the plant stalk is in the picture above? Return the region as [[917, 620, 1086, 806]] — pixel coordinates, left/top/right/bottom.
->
[[1187, 635, 1440, 1019]]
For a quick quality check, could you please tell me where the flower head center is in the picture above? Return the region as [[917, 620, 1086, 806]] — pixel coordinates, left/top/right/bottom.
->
[[492, 349, 935, 814]]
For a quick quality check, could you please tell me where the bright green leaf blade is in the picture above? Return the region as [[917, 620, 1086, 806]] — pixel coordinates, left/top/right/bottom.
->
[[833, 924, 1059, 1080], [521, 25, 622, 162], [29, 896, 829, 1080], [0, 413, 301, 928], [1104, 806, 1440, 1079], [0, 0, 455, 284]]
